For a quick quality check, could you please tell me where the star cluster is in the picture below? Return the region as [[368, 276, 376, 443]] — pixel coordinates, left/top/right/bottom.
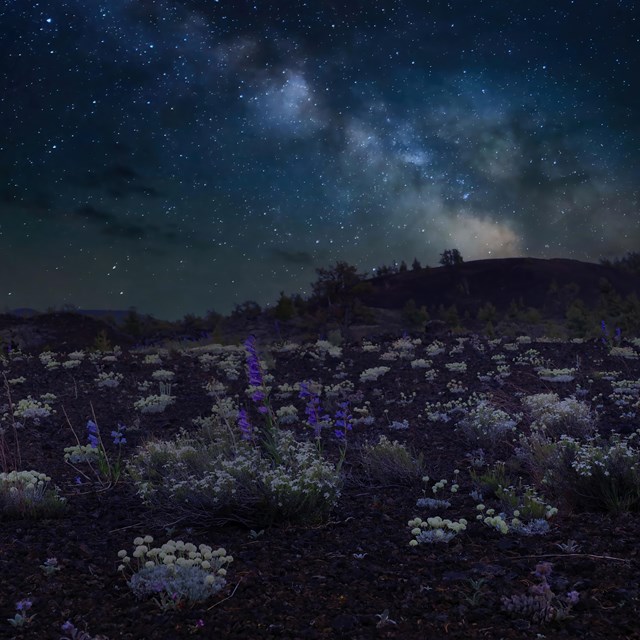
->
[[1, 1, 638, 318]]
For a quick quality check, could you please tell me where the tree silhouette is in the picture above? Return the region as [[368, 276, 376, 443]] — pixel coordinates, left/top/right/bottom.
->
[[439, 249, 464, 267]]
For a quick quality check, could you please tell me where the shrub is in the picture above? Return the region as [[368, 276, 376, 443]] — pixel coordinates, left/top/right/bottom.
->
[[118, 536, 232, 610], [522, 393, 596, 440], [127, 426, 342, 527], [549, 433, 640, 513], [359, 435, 426, 485], [0, 469, 66, 518], [456, 400, 520, 450]]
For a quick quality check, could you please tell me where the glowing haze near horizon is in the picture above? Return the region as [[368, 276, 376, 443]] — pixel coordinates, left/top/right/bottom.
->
[[1, 1, 638, 319]]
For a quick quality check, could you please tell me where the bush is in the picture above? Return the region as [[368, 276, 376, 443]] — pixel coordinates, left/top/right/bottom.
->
[[359, 435, 426, 484], [118, 536, 232, 610], [456, 400, 520, 450], [127, 426, 342, 527], [0, 469, 66, 519], [522, 393, 596, 440]]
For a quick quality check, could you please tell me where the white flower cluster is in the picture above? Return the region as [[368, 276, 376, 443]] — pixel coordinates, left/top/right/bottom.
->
[[62, 359, 81, 369], [609, 346, 638, 359], [359, 366, 390, 382], [0, 470, 64, 508], [13, 397, 55, 424], [133, 393, 175, 414], [523, 393, 595, 438], [537, 368, 576, 382], [456, 400, 520, 447], [210, 397, 238, 421], [424, 393, 484, 422], [143, 353, 163, 365], [95, 371, 124, 388], [151, 369, 175, 382], [64, 444, 100, 464], [562, 434, 639, 478], [410, 358, 432, 369], [128, 429, 342, 523], [408, 516, 467, 545], [275, 405, 299, 425], [39, 351, 60, 370], [445, 361, 467, 373], [446, 379, 467, 394], [118, 536, 232, 606], [312, 340, 342, 358]]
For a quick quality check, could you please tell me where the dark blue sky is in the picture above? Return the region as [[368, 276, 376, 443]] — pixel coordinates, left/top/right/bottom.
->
[[1, 1, 638, 319]]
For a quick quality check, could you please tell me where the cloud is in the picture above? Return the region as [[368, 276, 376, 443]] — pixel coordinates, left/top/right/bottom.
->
[[271, 247, 314, 264], [72, 164, 162, 199], [73, 205, 147, 239]]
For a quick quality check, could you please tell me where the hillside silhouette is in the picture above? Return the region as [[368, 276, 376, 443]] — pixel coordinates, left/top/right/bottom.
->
[[2, 255, 639, 351]]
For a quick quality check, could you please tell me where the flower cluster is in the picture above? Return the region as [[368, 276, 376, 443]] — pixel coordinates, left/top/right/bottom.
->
[[118, 536, 232, 610], [502, 562, 579, 623], [408, 516, 467, 545], [0, 469, 65, 517]]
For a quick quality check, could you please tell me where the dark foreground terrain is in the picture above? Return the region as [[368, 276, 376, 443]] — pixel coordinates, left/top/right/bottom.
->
[[1, 332, 639, 640]]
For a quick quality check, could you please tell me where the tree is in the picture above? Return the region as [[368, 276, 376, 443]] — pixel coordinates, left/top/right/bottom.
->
[[439, 249, 464, 267], [399, 260, 407, 273], [123, 307, 142, 338], [273, 292, 296, 322], [411, 257, 422, 271], [311, 261, 364, 308]]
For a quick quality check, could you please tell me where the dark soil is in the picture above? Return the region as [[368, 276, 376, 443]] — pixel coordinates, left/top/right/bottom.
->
[[1, 333, 639, 640]]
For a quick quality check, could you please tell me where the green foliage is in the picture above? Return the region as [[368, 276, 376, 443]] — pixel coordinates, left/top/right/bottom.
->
[[0, 470, 66, 519], [477, 302, 497, 324], [600, 251, 640, 275], [123, 307, 142, 338], [231, 300, 262, 321], [565, 299, 591, 336], [442, 304, 460, 328], [91, 329, 112, 353], [402, 298, 429, 329], [127, 424, 342, 527], [359, 435, 426, 485], [311, 261, 364, 306], [273, 291, 296, 322]]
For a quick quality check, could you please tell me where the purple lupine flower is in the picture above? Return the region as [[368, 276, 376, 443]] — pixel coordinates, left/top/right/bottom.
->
[[15, 599, 32, 612], [111, 423, 127, 445], [615, 327, 622, 343], [86, 420, 99, 448], [238, 408, 253, 441], [244, 335, 270, 414], [566, 590, 580, 605], [111, 423, 127, 446], [334, 401, 353, 440], [534, 561, 553, 578], [244, 336, 263, 387], [601, 320, 609, 345], [61, 621, 75, 634], [299, 381, 328, 438]]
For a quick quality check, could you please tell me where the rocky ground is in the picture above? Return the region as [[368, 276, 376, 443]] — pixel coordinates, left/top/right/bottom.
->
[[1, 332, 639, 640]]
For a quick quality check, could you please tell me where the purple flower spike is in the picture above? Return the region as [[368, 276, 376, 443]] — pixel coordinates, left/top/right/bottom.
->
[[238, 408, 253, 440], [86, 420, 99, 448]]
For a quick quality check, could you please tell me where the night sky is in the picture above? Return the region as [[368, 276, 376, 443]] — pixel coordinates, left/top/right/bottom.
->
[[1, 1, 638, 320]]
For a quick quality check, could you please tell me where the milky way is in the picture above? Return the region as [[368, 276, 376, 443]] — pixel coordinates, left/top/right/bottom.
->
[[1, 1, 638, 319]]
